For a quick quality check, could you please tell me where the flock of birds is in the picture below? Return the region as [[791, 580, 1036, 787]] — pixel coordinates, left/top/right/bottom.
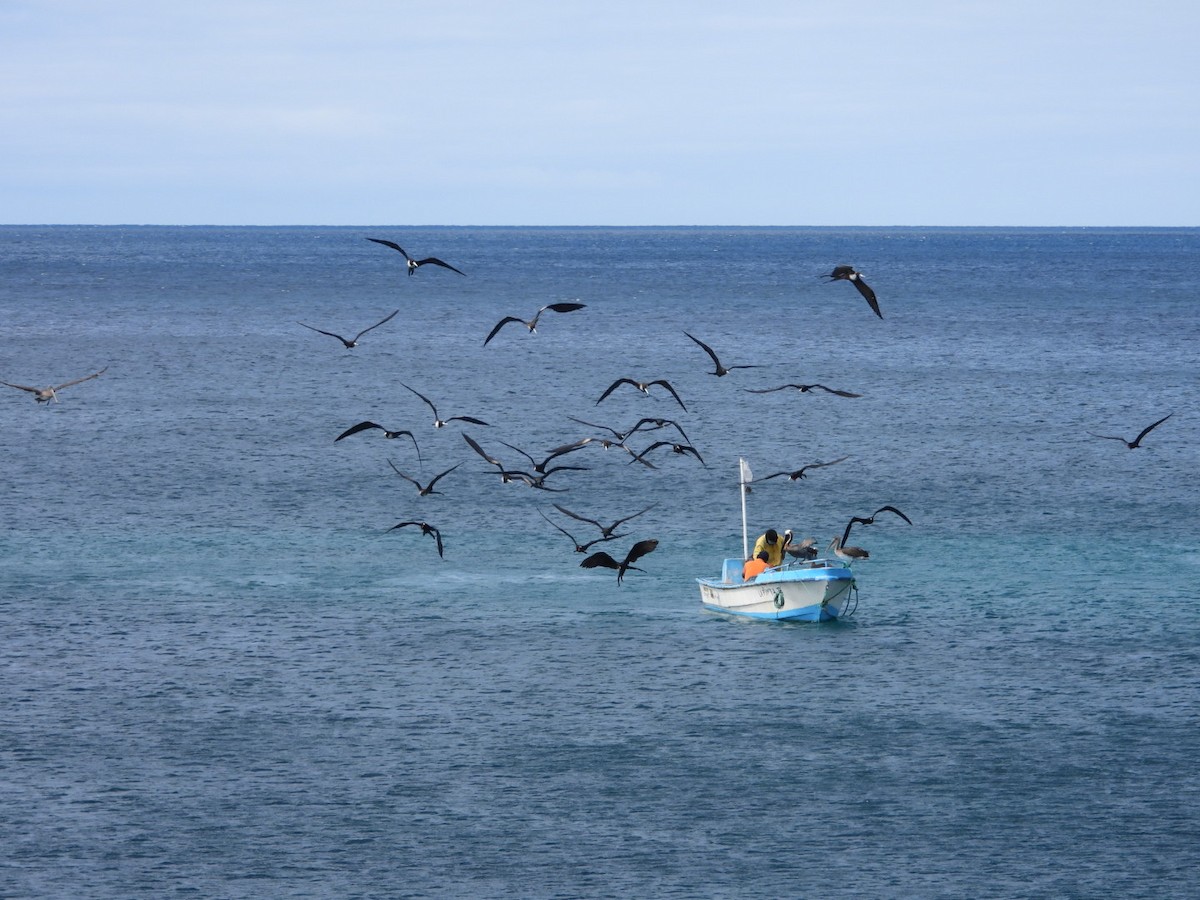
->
[[4, 240, 1175, 586]]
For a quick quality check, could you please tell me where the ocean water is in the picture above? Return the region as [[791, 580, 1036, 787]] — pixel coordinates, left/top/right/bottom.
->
[[2, 225, 1198, 898]]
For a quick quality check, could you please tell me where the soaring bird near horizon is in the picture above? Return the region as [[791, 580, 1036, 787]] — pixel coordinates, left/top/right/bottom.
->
[[387, 460, 461, 496], [840, 505, 912, 548], [366, 238, 465, 276], [334, 421, 421, 459], [1088, 413, 1173, 449], [580, 538, 660, 584], [387, 521, 445, 558], [596, 377, 687, 411], [823, 265, 882, 319], [484, 302, 587, 346], [744, 383, 862, 399], [1, 366, 108, 404], [751, 456, 850, 484], [401, 383, 490, 429], [683, 332, 761, 377], [298, 309, 399, 348]]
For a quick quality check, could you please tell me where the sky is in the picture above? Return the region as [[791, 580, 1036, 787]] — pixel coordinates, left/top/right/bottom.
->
[[2, 0, 1198, 226]]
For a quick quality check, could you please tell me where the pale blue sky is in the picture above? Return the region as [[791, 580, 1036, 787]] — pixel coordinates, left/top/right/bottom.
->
[[2, 0, 1197, 225]]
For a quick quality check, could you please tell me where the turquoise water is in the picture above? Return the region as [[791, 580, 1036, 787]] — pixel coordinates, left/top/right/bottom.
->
[[2, 226, 1198, 897]]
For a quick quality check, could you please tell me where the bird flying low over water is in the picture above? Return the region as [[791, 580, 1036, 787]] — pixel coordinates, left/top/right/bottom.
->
[[401, 383, 490, 429], [841, 505, 912, 547], [1088, 413, 1172, 449], [387, 521, 444, 558], [538, 509, 626, 554], [630, 441, 706, 467], [298, 309, 399, 348], [751, 456, 850, 484], [744, 383, 862, 399], [596, 378, 687, 411], [484, 302, 587, 346], [388, 460, 462, 496], [683, 332, 761, 377], [823, 265, 882, 319], [1, 366, 108, 403], [366, 238, 466, 276], [462, 433, 579, 490], [553, 503, 656, 539], [580, 539, 660, 585], [334, 421, 421, 459]]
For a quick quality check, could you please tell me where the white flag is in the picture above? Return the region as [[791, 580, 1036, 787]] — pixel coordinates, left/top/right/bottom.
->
[[739, 458, 753, 483]]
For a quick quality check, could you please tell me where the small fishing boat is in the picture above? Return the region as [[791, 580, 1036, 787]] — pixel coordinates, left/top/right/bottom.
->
[[697, 459, 858, 622]]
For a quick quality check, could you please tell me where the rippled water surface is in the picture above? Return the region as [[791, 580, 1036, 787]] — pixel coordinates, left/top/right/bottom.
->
[[3, 226, 1198, 897]]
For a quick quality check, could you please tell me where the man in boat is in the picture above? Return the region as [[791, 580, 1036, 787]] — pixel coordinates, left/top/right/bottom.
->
[[743, 550, 771, 581], [751, 529, 792, 568]]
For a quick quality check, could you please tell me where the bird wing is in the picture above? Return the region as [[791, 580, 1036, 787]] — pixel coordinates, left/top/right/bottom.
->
[[484, 317, 525, 346], [538, 508, 582, 546], [624, 538, 660, 567], [683, 444, 706, 465], [580, 552, 621, 570], [796, 455, 851, 476], [298, 322, 348, 342], [542, 302, 587, 315], [611, 503, 656, 529], [462, 432, 503, 467], [630, 417, 692, 444], [430, 527, 445, 558], [841, 517, 873, 547], [415, 257, 465, 276], [596, 378, 637, 405], [750, 471, 789, 483], [400, 383, 437, 416], [743, 385, 789, 394], [386, 459, 420, 487], [498, 440, 536, 468], [1087, 431, 1129, 444], [334, 421, 383, 441], [388, 520, 423, 532], [351, 309, 400, 342], [552, 503, 604, 530], [52, 367, 108, 391], [650, 379, 688, 411], [1133, 413, 1173, 446], [872, 505, 913, 525], [366, 237, 412, 260], [566, 415, 622, 438], [851, 276, 883, 318], [630, 441, 671, 463], [426, 462, 463, 489], [808, 384, 863, 398], [684, 332, 722, 369], [827, 265, 855, 280], [448, 415, 491, 426], [0, 380, 43, 394]]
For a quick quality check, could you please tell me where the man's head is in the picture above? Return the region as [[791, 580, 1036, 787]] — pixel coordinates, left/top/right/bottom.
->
[[765, 529, 778, 544]]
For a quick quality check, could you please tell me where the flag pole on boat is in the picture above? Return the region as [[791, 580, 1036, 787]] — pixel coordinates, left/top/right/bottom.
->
[[739, 457, 752, 560]]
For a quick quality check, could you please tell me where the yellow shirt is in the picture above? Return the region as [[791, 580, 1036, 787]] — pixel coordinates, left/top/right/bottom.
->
[[752, 533, 786, 567]]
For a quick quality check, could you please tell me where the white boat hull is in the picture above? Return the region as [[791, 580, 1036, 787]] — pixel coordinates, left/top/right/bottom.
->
[[697, 558, 856, 622]]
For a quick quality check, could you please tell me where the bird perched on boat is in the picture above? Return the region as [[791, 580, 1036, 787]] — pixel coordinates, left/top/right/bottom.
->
[[580, 539, 660, 585], [366, 238, 465, 276], [1088, 413, 1172, 449], [822, 265, 882, 319], [751, 456, 850, 484], [785, 537, 819, 560], [629, 441, 706, 468], [827, 536, 869, 564], [683, 332, 761, 377], [744, 383, 862, 399], [297, 309, 399, 349], [483, 302, 587, 346], [552, 503, 656, 539], [596, 377, 687, 411], [387, 520, 444, 558], [334, 421, 421, 459], [401, 383, 489, 429], [387, 460, 461, 496], [1, 366, 108, 404], [840, 505, 912, 548], [538, 509, 626, 554]]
